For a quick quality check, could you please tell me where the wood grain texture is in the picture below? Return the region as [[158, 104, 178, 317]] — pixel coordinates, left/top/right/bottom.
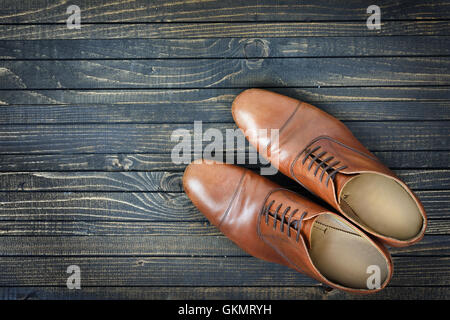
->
[[0, 219, 448, 236], [1, 0, 449, 301], [0, 221, 221, 236], [0, 235, 447, 256], [0, 256, 447, 286], [2, 37, 450, 59], [1, 151, 449, 172], [0, 219, 450, 239], [3, 87, 450, 106], [0, 190, 447, 221], [2, 101, 449, 124], [0, 286, 448, 300], [2, 57, 450, 89], [2, 0, 450, 23], [0, 192, 197, 221], [0, 170, 448, 192], [1, 21, 450, 40], [0, 172, 184, 192], [0, 122, 448, 154]]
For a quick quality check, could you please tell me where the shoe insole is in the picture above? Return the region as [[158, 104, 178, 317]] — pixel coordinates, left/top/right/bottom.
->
[[339, 173, 423, 241], [309, 214, 389, 289]]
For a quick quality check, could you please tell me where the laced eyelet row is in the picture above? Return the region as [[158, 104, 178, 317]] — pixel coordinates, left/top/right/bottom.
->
[[301, 146, 348, 186], [263, 200, 307, 242]]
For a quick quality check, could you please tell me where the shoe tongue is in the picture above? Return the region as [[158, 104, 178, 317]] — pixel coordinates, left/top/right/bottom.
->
[[333, 172, 359, 202], [300, 215, 320, 249]]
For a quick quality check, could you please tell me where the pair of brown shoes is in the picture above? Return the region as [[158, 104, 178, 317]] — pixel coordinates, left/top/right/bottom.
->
[[183, 89, 427, 294]]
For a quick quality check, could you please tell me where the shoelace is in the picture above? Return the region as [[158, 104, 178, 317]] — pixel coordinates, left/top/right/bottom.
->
[[263, 200, 307, 242], [301, 146, 348, 186]]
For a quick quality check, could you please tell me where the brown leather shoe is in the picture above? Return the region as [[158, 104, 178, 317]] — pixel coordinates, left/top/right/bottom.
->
[[232, 89, 427, 247], [183, 160, 393, 293]]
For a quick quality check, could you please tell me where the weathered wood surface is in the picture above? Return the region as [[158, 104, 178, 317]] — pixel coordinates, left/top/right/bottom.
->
[[3, 87, 450, 105], [0, 170, 448, 192], [2, 21, 450, 40], [0, 256, 447, 286], [0, 235, 447, 256], [0, 286, 448, 300], [0, 220, 449, 236], [0, 151, 449, 172], [0, 190, 447, 221], [2, 37, 450, 59], [2, 0, 449, 23], [0, 122, 448, 154], [0, 0, 449, 300], [2, 58, 450, 89], [2, 101, 450, 124]]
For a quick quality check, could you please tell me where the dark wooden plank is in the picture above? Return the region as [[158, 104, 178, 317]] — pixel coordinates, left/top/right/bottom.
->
[[0, 192, 197, 221], [0, 122, 446, 154], [0, 172, 183, 192], [2, 101, 449, 124], [0, 235, 446, 256], [2, 0, 450, 23], [0, 151, 449, 172], [414, 190, 450, 219], [0, 235, 243, 257], [1, 21, 450, 40], [391, 235, 450, 255], [0, 122, 448, 154], [2, 87, 450, 105], [3, 37, 450, 59], [0, 170, 448, 192], [0, 256, 446, 286], [0, 219, 447, 236], [0, 190, 446, 221], [0, 0, 446, 301], [0, 221, 221, 236], [374, 151, 450, 169], [0, 286, 447, 300], [391, 170, 450, 190], [2, 58, 450, 89]]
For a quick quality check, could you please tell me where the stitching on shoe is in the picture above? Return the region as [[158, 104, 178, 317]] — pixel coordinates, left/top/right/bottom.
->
[[264, 102, 302, 156], [217, 171, 246, 228], [278, 102, 302, 136], [314, 221, 361, 238], [340, 197, 361, 219]]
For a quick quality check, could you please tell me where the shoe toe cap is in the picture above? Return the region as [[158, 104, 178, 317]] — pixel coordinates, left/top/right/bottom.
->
[[183, 160, 246, 226], [232, 88, 301, 134]]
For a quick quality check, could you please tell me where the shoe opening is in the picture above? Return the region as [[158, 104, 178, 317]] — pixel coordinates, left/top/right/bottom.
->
[[339, 173, 423, 241], [309, 214, 389, 290]]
